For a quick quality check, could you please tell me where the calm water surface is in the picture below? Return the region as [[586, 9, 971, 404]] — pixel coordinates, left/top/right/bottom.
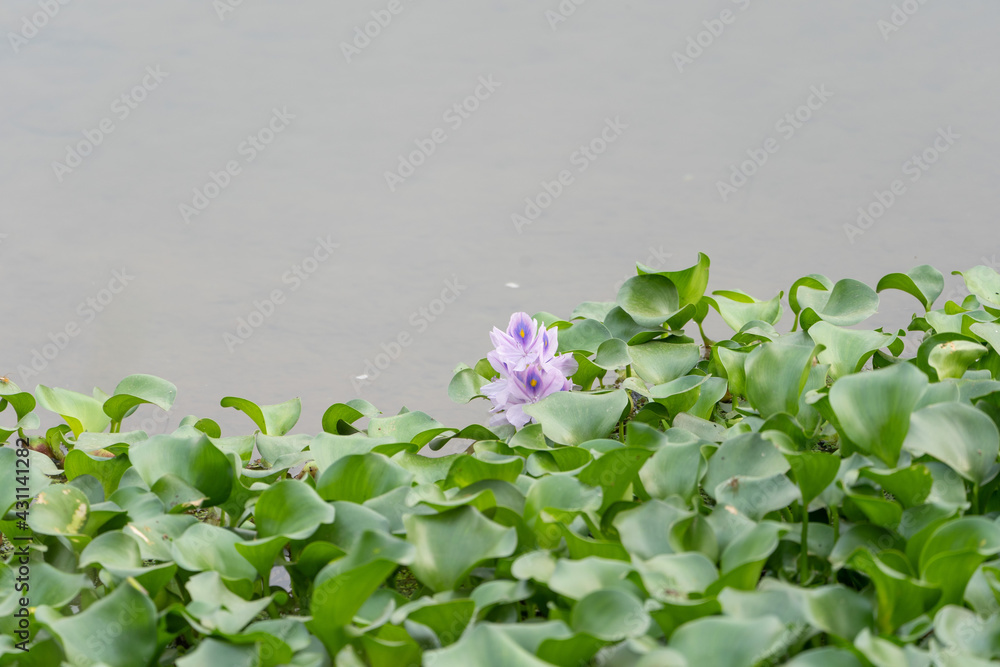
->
[[3, 1, 998, 449]]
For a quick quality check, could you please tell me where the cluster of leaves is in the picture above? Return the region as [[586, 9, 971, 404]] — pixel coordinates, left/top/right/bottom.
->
[[3, 255, 1000, 666]]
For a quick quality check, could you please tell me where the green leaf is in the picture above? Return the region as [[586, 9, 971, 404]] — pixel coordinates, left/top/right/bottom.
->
[[0, 385, 38, 443], [648, 375, 710, 418], [593, 338, 631, 370], [184, 570, 273, 634], [523, 390, 628, 446], [904, 402, 1000, 485], [933, 605, 1000, 660], [843, 487, 903, 529], [548, 557, 636, 600], [784, 648, 864, 667], [28, 484, 90, 540], [920, 517, 1000, 608], [846, 549, 940, 633], [367, 410, 444, 442], [707, 290, 783, 332], [928, 340, 988, 379], [448, 367, 489, 404], [423, 624, 554, 667], [571, 589, 650, 640], [559, 319, 613, 353], [392, 598, 475, 646], [128, 430, 234, 507], [5, 560, 87, 609], [877, 265, 945, 311], [716, 473, 800, 521], [176, 639, 260, 667], [668, 616, 788, 667], [810, 322, 894, 380], [325, 398, 379, 428], [445, 452, 523, 488], [524, 474, 602, 530], [613, 500, 692, 559], [745, 333, 818, 417], [190, 417, 221, 437], [233, 536, 288, 581], [635, 552, 718, 600], [953, 265, 1000, 308], [638, 437, 708, 504], [704, 432, 789, 500], [828, 361, 929, 466], [798, 279, 880, 329], [790, 275, 834, 318], [719, 521, 785, 580], [638, 252, 711, 308], [577, 447, 654, 513], [970, 321, 1000, 352], [858, 464, 933, 508], [64, 450, 132, 500], [315, 453, 414, 503], [35, 385, 110, 436], [171, 522, 258, 582], [254, 479, 335, 539], [787, 451, 839, 508], [220, 396, 301, 435], [627, 341, 701, 385], [714, 345, 749, 398], [617, 275, 680, 328], [79, 531, 176, 595], [404, 506, 517, 592], [35, 579, 157, 667], [0, 448, 52, 517], [572, 301, 617, 321], [102, 374, 177, 423]]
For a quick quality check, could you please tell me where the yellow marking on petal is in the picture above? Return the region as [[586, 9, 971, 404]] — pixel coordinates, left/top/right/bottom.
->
[[530, 378, 537, 387], [519, 328, 526, 338]]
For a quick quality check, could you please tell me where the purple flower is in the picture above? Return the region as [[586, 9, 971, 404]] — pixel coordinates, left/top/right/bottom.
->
[[537, 325, 578, 379], [482, 312, 577, 428], [489, 312, 543, 373]]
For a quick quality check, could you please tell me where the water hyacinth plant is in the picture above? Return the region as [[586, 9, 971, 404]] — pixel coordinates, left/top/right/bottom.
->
[[482, 312, 577, 428], [5, 254, 1000, 665]]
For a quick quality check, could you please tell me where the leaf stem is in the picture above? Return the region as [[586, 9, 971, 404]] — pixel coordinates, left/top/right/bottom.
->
[[799, 515, 810, 584]]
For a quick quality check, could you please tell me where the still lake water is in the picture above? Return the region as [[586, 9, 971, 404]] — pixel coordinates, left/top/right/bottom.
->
[[3, 1, 998, 450]]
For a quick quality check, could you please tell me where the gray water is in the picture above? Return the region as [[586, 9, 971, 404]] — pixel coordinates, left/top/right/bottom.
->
[[3, 0, 998, 445]]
